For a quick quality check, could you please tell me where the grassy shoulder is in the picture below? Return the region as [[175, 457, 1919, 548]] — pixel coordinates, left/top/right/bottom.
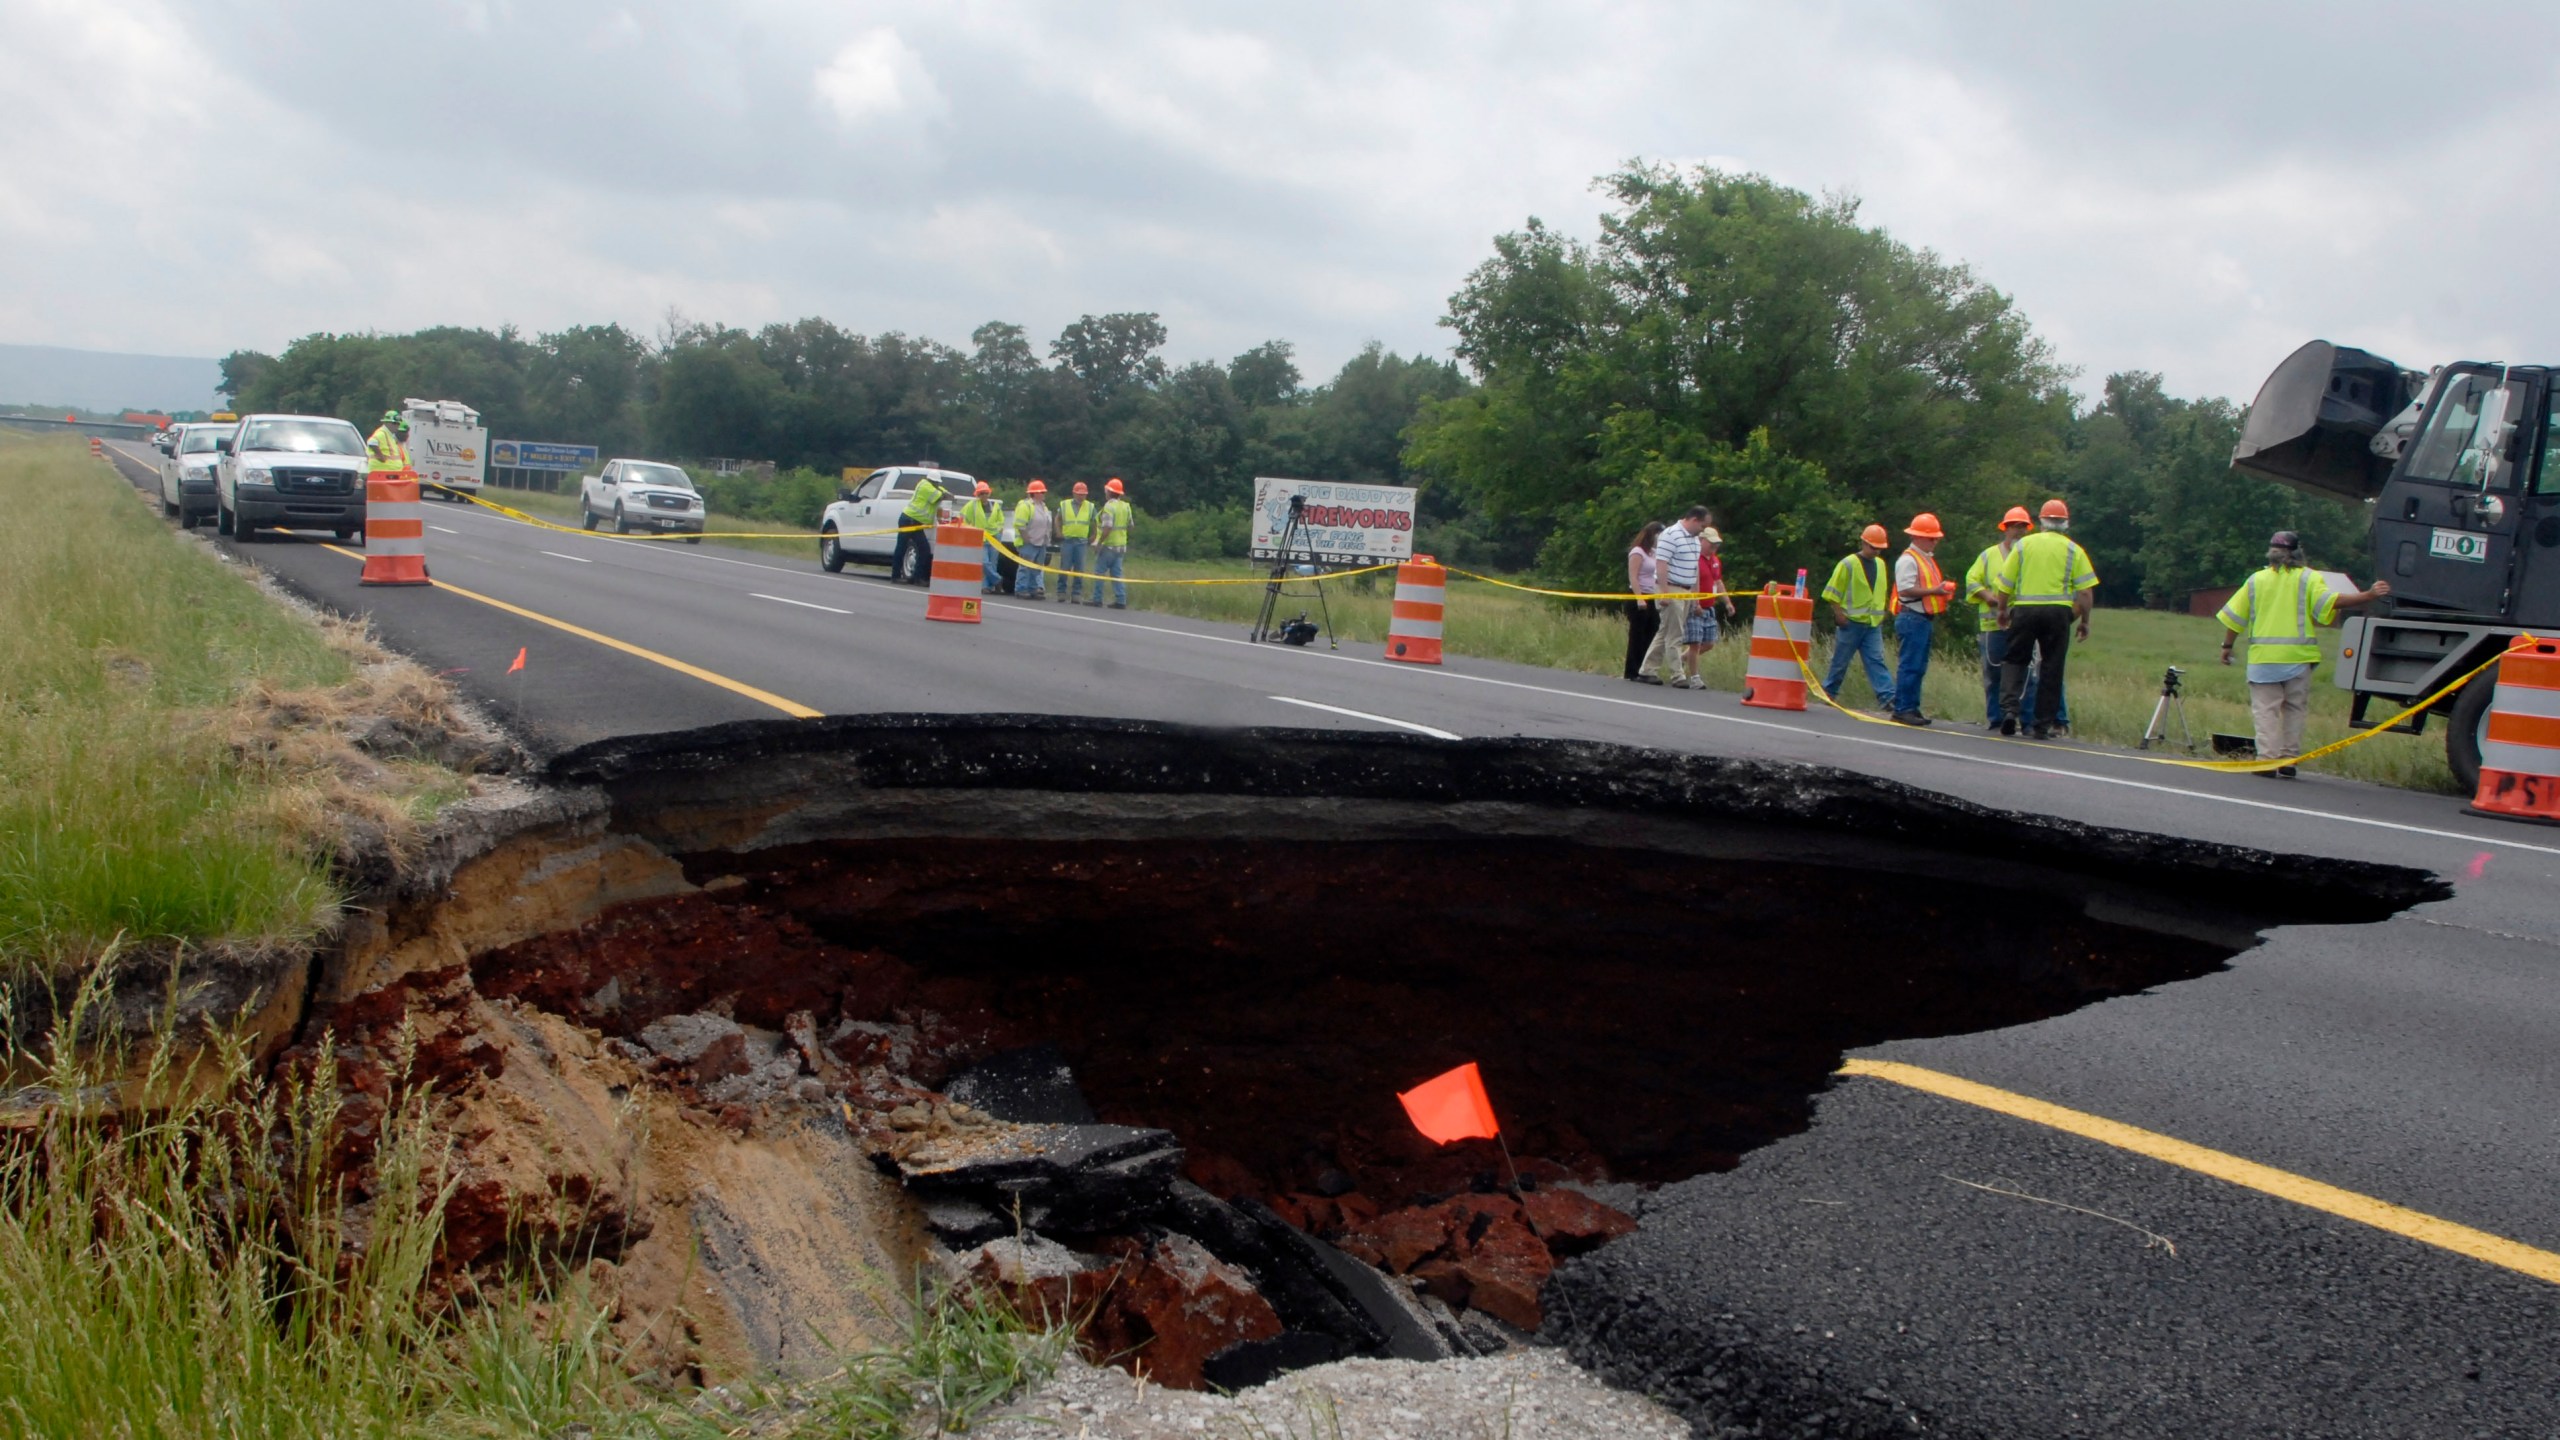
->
[[1076, 551, 2455, 793], [0, 436, 472, 971]]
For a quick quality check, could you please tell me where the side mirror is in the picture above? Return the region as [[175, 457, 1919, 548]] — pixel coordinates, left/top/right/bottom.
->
[[838, 486, 856, 503], [215, 438, 232, 455]]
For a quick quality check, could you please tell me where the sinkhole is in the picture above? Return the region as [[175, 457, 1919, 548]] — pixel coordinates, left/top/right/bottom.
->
[[301, 716, 2445, 1387], [465, 716, 2443, 1207]]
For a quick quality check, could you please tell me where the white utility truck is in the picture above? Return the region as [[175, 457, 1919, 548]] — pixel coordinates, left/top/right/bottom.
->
[[403, 397, 487, 501]]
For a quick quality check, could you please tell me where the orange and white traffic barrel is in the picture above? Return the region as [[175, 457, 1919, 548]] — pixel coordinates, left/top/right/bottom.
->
[[2466, 637, 2560, 824], [88, 437, 102, 458], [1385, 555, 1445, 665], [927, 523, 985, 623], [358, 468, 430, 586], [1740, 586, 1812, 711]]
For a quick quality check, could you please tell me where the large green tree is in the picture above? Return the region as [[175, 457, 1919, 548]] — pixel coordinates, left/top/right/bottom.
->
[[1410, 163, 2077, 589]]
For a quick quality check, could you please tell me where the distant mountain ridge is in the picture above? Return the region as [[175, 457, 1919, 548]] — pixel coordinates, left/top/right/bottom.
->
[[0, 344, 224, 412]]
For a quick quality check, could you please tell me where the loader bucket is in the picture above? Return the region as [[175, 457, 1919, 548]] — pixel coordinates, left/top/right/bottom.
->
[[2230, 340, 2414, 501]]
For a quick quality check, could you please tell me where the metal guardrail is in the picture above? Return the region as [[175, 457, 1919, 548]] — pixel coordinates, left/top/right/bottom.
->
[[0, 415, 157, 440]]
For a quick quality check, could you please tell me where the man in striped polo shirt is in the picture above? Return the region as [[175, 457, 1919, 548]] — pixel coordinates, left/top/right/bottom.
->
[[1645, 508, 1709, 688]]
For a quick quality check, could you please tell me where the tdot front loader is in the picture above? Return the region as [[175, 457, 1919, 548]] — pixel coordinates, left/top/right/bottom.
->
[[2233, 341, 2560, 790]]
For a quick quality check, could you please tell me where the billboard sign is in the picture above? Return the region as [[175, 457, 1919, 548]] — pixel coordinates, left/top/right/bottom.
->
[[490, 440, 600, 472], [1250, 477, 1419, 564]]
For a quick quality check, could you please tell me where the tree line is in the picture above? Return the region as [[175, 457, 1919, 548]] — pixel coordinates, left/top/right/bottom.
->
[[221, 161, 2365, 599]]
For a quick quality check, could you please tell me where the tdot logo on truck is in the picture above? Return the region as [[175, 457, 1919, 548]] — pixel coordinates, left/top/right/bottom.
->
[[2428, 528, 2489, 564]]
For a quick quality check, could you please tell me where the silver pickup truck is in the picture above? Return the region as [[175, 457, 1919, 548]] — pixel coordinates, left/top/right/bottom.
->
[[580, 458, 704, 541]]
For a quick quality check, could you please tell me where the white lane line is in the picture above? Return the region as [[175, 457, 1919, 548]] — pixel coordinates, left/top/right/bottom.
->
[[1011, 606, 2560, 859], [751, 592, 850, 615], [429, 524, 459, 534], [1269, 695, 1462, 740], [539, 550, 592, 564]]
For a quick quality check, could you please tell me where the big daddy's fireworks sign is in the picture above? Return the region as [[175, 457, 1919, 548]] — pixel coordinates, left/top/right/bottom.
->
[[1250, 477, 1420, 564]]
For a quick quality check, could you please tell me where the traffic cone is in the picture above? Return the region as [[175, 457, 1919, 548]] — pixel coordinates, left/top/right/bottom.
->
[[358, 469, 430, 585], [1385, 555, 1445, 665], [2466, 637, 2560, 825], [1740, 586, 1812, 711], [927, 524, 984, 623]]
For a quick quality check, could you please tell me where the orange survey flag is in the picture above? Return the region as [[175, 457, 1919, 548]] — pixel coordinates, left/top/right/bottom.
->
[[1397, 1062, 1499, 1145], [507, 647, 526, 673]]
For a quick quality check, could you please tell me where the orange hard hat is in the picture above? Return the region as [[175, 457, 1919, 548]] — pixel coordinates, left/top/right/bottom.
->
[[1026, 479, 1047, 495], [2000, 505, 2032, 528], [1860, 523, 1888, 548], [1105, 477, 1125, 495], [1072, 481, 1089, 496], [1904, 513, 1944, 539], [973, 480, 992, 496], [2040, 498, 2070, 521]]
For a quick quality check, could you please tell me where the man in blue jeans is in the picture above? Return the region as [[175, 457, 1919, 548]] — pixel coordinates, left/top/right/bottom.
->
[[1820, 524, 1897, 708], [1888, 513, 1957, 725]]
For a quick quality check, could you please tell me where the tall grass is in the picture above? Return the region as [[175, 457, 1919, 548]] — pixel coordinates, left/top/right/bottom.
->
[[0, 437, 346, 965]]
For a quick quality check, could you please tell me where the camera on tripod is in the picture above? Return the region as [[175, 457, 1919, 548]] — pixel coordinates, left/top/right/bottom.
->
[[1277, 613, 1320, 647], [2142, 666, 2192, 751]]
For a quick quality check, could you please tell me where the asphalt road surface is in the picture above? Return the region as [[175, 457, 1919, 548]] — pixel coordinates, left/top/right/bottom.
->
[[111, 445, 2560, 1435]]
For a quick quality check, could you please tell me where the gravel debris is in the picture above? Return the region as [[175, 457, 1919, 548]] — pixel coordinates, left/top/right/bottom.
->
[[969, 1348, 1686, 1439]]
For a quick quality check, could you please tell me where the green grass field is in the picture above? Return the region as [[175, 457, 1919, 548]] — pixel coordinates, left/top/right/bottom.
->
[[0, 436, 350, 966]]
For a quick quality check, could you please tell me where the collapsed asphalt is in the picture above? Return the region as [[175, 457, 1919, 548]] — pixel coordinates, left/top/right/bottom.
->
[[102, 442, 2560, 1435]]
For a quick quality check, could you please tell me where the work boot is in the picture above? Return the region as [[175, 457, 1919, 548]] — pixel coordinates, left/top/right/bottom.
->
[[1997, 717, 2017, 736], [1109, 601, 1127, 610], [1891, 710, 1931, 726], [2277, 764, 2299, 778], [2030, 724, 2053, 740]]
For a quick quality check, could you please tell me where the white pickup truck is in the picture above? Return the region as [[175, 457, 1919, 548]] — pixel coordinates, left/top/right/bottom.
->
[[580, 458, 705, 541]]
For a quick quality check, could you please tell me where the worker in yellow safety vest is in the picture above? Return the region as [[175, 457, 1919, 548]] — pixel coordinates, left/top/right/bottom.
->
[[1993, 498, 2099, 738], [365, 411, 409, 475], [1965, 507, 2058, 729], [2217, 529, 2389, 777], [1055, 482, 1096, 604], [1820, 523, 1898, 708], [1888, 513, 1958, 726], [1011, 480, 1055, 598], [957, 481, 1006, 594], [1086, 478, 1133, 609], [893, 473, 947, 585]]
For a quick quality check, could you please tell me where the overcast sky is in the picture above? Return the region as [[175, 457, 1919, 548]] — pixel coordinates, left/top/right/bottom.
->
[[6, 1, 2555, 403]]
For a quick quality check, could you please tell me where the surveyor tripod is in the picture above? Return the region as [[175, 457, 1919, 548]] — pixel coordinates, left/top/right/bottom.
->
[[1250, 495, 1339, 650], [2139, 665, 2195, 751]]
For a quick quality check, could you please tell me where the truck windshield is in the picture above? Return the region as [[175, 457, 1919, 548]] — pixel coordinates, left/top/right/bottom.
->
[[2403, 372, 2511, 487], [240, 420, 363, 456], [624, 463, 694, 490]]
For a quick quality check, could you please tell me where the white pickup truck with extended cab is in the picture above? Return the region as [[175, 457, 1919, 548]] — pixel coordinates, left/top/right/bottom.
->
[[818, 464, 973, 581], [580, 459, 704, 541]]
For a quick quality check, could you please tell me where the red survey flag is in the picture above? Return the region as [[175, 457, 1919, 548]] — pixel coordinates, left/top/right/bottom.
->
[[507, 647, 526, 673], [1398, 1062, 1499, 1145]]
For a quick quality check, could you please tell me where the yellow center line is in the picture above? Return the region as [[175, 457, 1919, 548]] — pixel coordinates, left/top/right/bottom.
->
[[315, 542, 822, 719], [1842, 1058, 2560, 1286]]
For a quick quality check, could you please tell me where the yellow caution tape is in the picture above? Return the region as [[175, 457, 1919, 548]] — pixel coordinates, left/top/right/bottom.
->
[[421, 483, 918, 542], [1439, 566, 1745, 604], [1785, 615, 2510, 775], [984, 536, 1399, 587]]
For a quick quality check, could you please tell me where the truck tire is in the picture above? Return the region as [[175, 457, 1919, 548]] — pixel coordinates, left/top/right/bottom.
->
[[217, 502, 234, 536], [613, 506, 630, 535], [820, 527, 846, 573], [2447, 673, 2497, 796], [582, 506, 598, 531]]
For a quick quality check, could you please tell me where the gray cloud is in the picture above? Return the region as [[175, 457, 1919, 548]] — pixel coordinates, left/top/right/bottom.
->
[[5, 0, 2554, 402]]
